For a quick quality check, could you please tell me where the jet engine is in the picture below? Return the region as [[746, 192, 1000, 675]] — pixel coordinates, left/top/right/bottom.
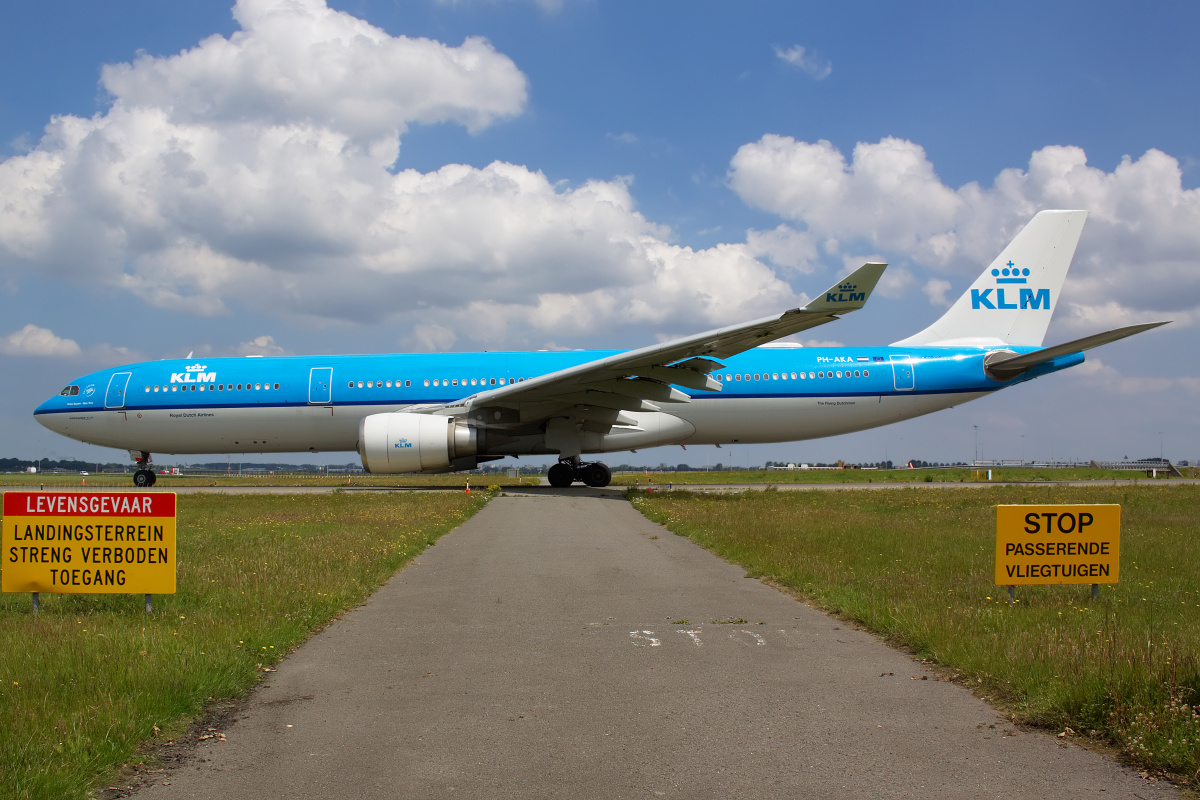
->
[[358, 412, 478, 474]]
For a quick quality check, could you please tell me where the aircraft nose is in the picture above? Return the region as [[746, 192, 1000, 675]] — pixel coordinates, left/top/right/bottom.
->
[[34, 397, 67, 433]]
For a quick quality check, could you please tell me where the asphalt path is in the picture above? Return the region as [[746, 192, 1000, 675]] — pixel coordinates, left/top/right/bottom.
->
[[130, 490, 1175, 799]]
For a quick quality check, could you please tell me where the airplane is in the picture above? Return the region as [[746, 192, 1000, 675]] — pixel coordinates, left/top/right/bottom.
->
[[34, 210, 1167, 488]]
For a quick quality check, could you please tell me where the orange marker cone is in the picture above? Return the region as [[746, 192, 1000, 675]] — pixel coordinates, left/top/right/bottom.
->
[[465, 480, 471, 494]]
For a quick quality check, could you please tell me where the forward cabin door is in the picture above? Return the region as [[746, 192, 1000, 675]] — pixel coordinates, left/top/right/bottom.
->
[[105, 372, 132, 408], [308, 367, 333, 404]]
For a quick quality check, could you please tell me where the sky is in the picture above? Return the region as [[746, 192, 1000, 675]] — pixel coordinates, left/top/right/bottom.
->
[[1, 0, 1198, 469]]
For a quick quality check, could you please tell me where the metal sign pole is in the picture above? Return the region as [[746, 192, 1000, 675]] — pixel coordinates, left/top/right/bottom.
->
[[145, 594, 153, 614], [31, 592, 38, 613]]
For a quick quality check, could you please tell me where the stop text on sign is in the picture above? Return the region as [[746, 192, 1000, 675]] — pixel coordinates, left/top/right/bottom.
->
[[2, 491, 177, 594], [995, 504, 1119, 585]]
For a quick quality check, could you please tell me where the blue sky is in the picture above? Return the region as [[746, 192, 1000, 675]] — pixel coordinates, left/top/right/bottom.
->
[[2, 0, 1197, 468]]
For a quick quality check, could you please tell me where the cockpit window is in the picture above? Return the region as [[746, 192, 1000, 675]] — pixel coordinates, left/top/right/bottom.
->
[[60, 385, 80, 397]]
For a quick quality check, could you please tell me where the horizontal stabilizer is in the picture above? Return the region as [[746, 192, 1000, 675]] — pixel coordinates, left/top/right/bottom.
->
[[984, 321, 1170, 381]]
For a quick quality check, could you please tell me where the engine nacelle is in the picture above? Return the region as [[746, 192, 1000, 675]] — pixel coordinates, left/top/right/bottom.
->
[[358, 413, 477, 474]]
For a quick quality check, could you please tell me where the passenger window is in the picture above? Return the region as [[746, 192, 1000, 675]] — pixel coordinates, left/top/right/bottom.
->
[[836, 371, 842, 378], [799, 372, 806, 379], [452, 379, 458, 386], [405, 380, 411, 387], [854, 370, 861, 377], [772, 373, 779, 380], [191, 385, 197, 391], [734, 374, 741, 381], [818, 372, 824, 378], [171, 386, 178, 392], [424, 380, 430, 387], [490, 378, 496, 385], [863, 370, 869, 377], [274, 383, 279, 390], [386, 380, 392, 387]]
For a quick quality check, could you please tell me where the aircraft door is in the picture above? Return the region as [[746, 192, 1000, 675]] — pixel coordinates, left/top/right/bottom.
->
[[308, 367, 333, 404], [890, 355, 915, 391], [105, 372, 132, 408]]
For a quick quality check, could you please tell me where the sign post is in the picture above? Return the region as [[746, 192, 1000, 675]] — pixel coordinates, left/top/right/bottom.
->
[[996, 504, 1119, 602], [3, 492, 177, 610]]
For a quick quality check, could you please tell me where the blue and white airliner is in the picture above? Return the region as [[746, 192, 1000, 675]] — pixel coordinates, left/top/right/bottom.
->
[[35, 210, 1166, 488]]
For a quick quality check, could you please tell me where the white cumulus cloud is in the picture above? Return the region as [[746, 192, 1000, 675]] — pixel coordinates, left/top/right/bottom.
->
[[728, 135, 1200, 331], [1, 325, 81, 358], [0, 0, 801, 347]]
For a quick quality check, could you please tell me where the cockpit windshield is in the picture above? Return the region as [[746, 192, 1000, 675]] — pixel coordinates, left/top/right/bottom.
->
[[59, 385, 80, 397]]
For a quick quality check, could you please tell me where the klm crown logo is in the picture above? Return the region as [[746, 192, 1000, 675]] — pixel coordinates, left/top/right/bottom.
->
[[971, 261, 1050, 310], [825, 282, 865, 304]]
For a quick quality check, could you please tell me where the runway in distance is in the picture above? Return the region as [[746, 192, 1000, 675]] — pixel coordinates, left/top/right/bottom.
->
[[35, 210, 1167, 488]]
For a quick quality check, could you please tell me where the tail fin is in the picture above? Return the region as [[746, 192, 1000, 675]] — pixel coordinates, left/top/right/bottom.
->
[[892, 210, 1087, 347]]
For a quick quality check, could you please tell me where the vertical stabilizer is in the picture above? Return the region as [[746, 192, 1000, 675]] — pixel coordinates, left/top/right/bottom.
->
[[892, 210, 1087, 347]]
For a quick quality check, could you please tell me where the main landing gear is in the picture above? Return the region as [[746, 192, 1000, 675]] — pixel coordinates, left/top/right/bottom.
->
[[130, 450, 157, 487], [547, 457, 612, 488]]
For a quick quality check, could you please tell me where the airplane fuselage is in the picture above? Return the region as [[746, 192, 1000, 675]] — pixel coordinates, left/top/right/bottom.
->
[[34, 345, 1082, 457]]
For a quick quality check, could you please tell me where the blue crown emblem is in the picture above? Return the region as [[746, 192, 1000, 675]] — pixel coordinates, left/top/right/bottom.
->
[[838, 282, 857, 292], [993, 261, 1028, 284]]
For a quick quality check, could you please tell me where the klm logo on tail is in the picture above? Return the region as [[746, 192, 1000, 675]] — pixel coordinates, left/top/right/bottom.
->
[[971, 261, 1050, 310], [826, 281, 865, 304]]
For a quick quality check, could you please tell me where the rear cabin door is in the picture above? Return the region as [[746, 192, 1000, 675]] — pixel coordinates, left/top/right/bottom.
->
[[105, 372, 132, 408], [889, 355, 915, 391], [308, 367, 333, 404]]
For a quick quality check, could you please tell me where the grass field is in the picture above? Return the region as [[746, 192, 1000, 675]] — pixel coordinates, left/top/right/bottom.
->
[[0, 492, 486, 800], [611, 466, 1193, 485], [632, 484, 1200, 785], [0, 472, 532, 489]]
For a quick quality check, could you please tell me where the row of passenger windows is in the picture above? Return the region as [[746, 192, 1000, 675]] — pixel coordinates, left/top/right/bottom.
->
[[348, 377, 530, 389], [719, 369, 870, 381], [144, 383, 279, 393], [135, 371, 867, 397]]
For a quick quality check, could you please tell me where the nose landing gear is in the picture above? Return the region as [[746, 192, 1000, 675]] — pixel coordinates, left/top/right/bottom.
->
[[130, 450, 157, 487], [547, 457, 612, 488]]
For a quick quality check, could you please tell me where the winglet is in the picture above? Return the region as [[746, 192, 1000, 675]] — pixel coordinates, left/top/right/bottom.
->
[[802, 262, 887, 314]]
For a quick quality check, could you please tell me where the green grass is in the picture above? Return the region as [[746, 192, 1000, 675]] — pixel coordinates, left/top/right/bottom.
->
[[0, 492, 486, 800], [0, 473, 534, 489], [613, 466, 1189, 485], [632, 485, 1200, 784]]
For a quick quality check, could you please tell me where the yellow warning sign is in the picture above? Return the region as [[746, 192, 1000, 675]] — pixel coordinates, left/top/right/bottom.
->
[[2, 492, 176, 594], [995, 504, 1119, 585]]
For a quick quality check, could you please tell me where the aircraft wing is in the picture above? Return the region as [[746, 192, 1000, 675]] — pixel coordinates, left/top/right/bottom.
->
[[984, 321, 1170, 381], [431, 262, 886, 427]]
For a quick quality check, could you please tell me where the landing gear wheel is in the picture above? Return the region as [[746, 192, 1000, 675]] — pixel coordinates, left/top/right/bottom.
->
[[133, 469, 155, 488], [581, 462, 612, 488], [547, 462, 575, 488]]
